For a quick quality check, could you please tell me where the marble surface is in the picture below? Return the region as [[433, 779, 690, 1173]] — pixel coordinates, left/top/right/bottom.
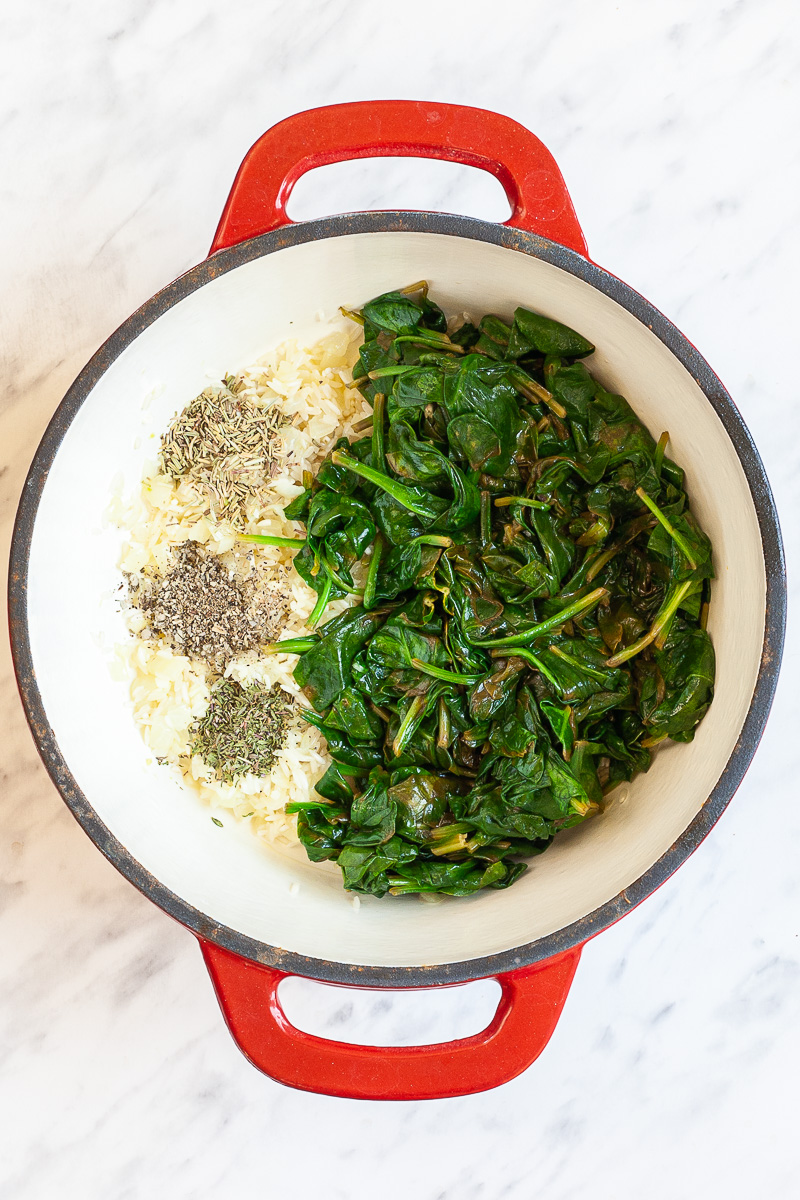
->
[[2, 1, 799, 1196]]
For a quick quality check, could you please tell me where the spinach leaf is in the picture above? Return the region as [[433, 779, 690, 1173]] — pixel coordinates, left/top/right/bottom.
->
[[646, 628, 716, 740], [294, 607, 386, 710], [507, 308, 595, 359]]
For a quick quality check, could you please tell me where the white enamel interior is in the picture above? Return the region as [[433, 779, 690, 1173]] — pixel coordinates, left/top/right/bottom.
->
[[25, 231, 766, 968]]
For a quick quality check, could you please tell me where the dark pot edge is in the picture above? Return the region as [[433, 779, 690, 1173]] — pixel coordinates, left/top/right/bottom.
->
[[8, 210, 787, 987]]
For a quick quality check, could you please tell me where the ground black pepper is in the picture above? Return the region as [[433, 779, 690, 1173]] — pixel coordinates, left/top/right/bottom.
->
[[137, 542, 284, 669]]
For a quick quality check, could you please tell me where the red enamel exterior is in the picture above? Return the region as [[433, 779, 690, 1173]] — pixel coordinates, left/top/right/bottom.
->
[[201, 100, 591, 1099], [201, 941, 583, 1101], [209, 99, 588, 257]]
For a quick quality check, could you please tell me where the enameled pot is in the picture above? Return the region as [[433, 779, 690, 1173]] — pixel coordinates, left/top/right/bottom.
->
[[8, 101, 786, 1100]]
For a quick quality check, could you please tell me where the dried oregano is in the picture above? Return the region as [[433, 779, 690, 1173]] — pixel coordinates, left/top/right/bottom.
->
[[189, 679, 294, 783]]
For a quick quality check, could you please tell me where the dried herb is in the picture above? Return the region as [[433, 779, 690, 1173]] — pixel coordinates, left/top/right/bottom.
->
[[269, 284, 715, 898], [190, 679, 294, 783], [136, 542, 286, 669], [159, 376, 285, 526]]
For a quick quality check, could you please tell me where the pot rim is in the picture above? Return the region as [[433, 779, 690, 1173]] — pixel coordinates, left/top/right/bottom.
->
[[8, 210, 786, 987]]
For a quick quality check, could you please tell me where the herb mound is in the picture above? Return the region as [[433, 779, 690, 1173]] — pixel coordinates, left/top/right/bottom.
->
[[136, 542, 287, 670], [190, 680, 293, 784], [159, 375, 285, 527], [271, 284, 716, 898]]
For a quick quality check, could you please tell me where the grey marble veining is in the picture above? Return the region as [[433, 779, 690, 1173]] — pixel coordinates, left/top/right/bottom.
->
[[2, 0, 799, 1197]]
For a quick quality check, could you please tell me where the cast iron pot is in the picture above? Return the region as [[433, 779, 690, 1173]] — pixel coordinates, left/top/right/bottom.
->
[[8, 101, 786, 1100]]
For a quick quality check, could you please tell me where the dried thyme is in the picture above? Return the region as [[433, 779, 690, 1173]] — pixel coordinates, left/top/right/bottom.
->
[[159, 376, 285, 526], [190, 680, 293, 783]]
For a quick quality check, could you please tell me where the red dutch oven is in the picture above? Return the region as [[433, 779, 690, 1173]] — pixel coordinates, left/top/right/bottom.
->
[[8, 101, 785, 1100]]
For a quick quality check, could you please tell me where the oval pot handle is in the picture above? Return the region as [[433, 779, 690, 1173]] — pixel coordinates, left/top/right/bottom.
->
[[200, 939, 582, 1100], [210, 100, 587, 256]]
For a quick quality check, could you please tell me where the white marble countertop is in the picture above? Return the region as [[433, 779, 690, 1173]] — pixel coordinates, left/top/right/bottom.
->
[[2, 1, 799, 1196]]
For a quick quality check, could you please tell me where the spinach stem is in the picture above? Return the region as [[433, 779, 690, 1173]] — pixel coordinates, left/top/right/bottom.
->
[[403, 325, 451, 342], [372, 392, 386, 474], [606, 580, 693, 666], [654, 585, 691, 650], [509, 368, 567, 418], [492, 646, 560, 688], [330, 450, 437, 518], [399, 280, 429, 298], [409, 659, 483, 685], [240, 533, 307, 548], [429, 822, 472, 840], [363, 533, 384, 611], [480, 490, 491, 549], [367, 364, 425, 381], [392, 695, 426, 757], [635, 486, 697, 569], [493, 495, 550, 510], [436, 695, 452, 749], [585, 543, 621, 583], [547, 643, 614, 683], [583, 515, 657, 584], [321, 551, 361, 596], [392, 335, 463, 354], [430, 831, 469, 856], [473, 587, 609, 648], [654, 431, 669, 477], [339, 306, 365, 325], [265, 636, 319, 655], [415, 534, 453, 548], [306, 574, 333, 629]]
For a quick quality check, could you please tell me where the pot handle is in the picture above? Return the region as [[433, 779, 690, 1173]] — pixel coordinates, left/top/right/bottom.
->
[[209, 100, 587, 256], [200, 940, 582, 1100]]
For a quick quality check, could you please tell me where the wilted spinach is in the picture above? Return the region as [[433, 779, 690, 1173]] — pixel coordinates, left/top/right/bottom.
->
[[269, 282, 715, 898]]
